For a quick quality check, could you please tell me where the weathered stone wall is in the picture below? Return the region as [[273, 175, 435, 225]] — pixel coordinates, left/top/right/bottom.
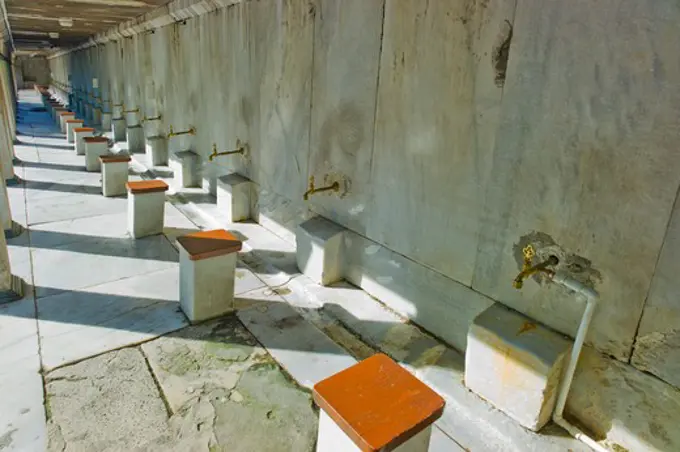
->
[[15, 55, 50, 87], [47, 1, 680, 449]]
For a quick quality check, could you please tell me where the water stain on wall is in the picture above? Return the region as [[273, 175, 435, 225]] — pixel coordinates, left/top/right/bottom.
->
[[492, 19, 513, 87], [318, 102, 365, 160]]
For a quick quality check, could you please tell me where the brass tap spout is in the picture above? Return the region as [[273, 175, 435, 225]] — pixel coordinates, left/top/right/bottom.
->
[[167, 126, 196, 138], [209, 142, 245, 161], [303, 175, 340, 201], [513, 245, 559, 289]]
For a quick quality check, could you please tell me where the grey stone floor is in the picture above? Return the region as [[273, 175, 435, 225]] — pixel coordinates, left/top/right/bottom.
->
[[46, 317, 317, 452]]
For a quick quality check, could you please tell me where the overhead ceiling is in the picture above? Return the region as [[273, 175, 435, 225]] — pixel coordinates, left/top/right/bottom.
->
[[4, 0, 170, 51]]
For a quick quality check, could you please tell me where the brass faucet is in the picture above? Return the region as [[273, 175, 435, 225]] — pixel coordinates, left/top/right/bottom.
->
[[167, 125, 196, 138], [513, 245, 559, 289], [303, 175, 340, 201], [209, 141, 246, 161]]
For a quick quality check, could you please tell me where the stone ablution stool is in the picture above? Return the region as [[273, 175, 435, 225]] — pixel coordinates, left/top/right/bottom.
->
[[126, 180, 169, 239], [58, 111, 75, 133], [100, 155, 131, 197], [217, 173, 252, 222], [169, 150, 199, 188], [83, 136, 110, 172], [112, 117, 127, 142], [176, 229, 243, 323], [127, 125, 145, 153], [73, 127, 95, 155], [313, 353, 445, 452], [145, 136, 168, 166], [296, 216, 347, 286], [464, 303, 572, 431], [101, 111, 112, 132], [66, 119, 85, 143]]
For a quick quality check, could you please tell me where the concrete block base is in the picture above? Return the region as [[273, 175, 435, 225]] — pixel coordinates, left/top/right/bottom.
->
[[84, 140, 109, 172], [128, 191, 166, 239], [127, 125, 145, 153], [464, 303, 572, 431], [101, 158, 130, 197], [296, 217, 346, 286], [217, 173, 251, 222], [169, 150, 199, 188], [101, 112, 112, 132], [145, 136, 168, 166], [112, 118, 127, 142]]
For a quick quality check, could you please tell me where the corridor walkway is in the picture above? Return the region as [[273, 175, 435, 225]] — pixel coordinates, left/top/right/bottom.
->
[[0, 90, 320, 451]]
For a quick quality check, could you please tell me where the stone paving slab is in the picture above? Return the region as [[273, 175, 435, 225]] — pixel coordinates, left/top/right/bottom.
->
[[0, 299, 46, 452], [46, 348, 171, 452], [237, 301, 357, 390], [45, 317, 318, 452]]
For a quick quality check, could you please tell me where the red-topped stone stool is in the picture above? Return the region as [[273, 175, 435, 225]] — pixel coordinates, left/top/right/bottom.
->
[[176, 229, 243, 323], [73, 127, 95, 155], [313, 353, 445, 452], [126, 180, 169, 238], [100, 155, 132, 197], [66, 119, 85, 143], [58, 111, 75, 133]]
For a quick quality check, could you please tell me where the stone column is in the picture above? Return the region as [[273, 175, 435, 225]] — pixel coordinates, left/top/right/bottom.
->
[[0, 173, 19, 297], [0, 67, 15, 180]]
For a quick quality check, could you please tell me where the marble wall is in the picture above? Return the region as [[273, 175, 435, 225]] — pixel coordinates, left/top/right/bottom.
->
[[48, 1, 680, 448]]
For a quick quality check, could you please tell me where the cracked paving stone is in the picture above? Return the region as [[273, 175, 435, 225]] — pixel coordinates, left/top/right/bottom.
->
[[45, 348, 171, 452], [142, 315, 318, 451]]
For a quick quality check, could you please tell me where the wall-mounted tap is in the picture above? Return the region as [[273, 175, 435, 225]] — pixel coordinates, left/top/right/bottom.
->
[[208, 140, 246, 161], [513, 245, 559, 289], [167, 125, 196, 138], [303, 175, 340, 201]]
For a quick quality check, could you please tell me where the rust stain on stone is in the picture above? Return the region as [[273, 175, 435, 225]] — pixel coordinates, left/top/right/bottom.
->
[[517, 321, 537, 335]]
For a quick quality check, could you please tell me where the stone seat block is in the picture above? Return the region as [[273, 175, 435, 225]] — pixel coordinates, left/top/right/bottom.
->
[[169, 150, 199, 188], [313, 353, 445, 452], [58, 111, 75, 132], [100, 155, 131, 197], [73, 127, 95, 155], [112, 117, 127, 142], [126, 180, 169, 239], [101, 112, 112, 132], [296, 217, 346, 286], [66, 119, 85, 143], [176, 229, 243, 323], [217, 173, 251, 222], [464, 303, 572, 431], [127, 125, 145, 153], [145, 136, 168, 166], [83, 137, 109, 172]]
